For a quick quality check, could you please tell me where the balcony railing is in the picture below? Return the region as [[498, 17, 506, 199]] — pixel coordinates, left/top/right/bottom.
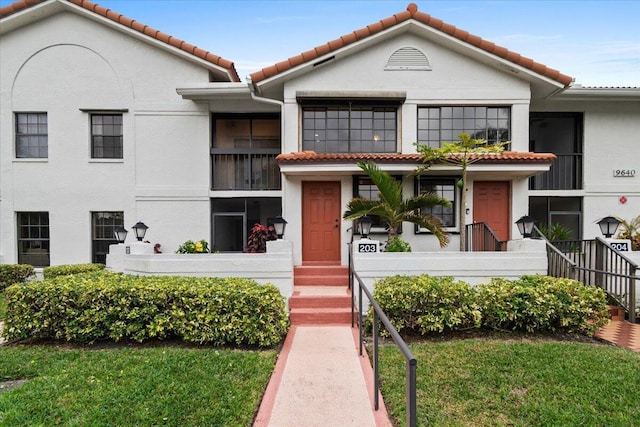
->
[[530, 153, 583, 190], [212, 149, 281, 190]]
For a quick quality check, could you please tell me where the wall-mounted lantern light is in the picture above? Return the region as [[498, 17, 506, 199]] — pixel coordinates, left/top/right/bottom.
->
[[132, 221, 148, 242], [515, 215, 535, 238], [271, 216, 288, 239], [597, 216, 620, 238], [359, 215, 373, 239]]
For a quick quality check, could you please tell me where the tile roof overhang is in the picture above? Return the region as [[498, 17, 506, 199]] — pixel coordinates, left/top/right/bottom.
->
[[0, 0, 240, 82], [276, 151, 556, 178], [250, 3, 573, 97]]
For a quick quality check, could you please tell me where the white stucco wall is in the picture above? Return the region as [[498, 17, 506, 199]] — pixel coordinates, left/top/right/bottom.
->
[[1, 11, 213, 263]]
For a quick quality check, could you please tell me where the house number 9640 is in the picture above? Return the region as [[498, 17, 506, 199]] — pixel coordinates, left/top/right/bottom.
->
[[613, 169, 636, 177]]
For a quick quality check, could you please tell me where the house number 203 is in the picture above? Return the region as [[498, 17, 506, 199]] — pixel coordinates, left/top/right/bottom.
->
[[613, 169, 636, 177]]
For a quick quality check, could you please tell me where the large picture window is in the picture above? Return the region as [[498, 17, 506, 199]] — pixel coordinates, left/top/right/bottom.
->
[[303, 103, 397, 153], [416, 177, 457, 231], [418, 106, 510, 148], [92, 211, 124, 264], [17, 212, 50, 267], [91, 114, 123, 159], [15, 112, 48, 158]]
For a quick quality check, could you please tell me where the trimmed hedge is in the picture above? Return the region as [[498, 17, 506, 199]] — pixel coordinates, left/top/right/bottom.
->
[[0, 264, 35, 291], [3, 271, 289, 347], [373, 275, 481, 334], [372, 274, 609, 336], [43, 263, 105, 279], [477, 275, 610, 335]]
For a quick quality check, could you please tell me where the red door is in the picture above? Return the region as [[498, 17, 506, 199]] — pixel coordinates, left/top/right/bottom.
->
[[473, 181, 511, 241], [302, 181, 341, 263]]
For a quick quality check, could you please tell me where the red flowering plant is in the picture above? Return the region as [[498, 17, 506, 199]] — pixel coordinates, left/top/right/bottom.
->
[[244, 223, 277, 253]]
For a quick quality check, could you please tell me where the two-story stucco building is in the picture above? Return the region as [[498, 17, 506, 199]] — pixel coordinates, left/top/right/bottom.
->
[[1, 0, 638, 269]]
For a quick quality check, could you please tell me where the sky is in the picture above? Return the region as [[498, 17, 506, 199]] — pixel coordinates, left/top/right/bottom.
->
[[3, 0, 639, 86]]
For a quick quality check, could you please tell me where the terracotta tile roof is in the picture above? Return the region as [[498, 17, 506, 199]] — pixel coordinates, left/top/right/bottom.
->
[[0, 0, 240, 82], [251, 3, 573, 87], [276, 151, 556, 164]]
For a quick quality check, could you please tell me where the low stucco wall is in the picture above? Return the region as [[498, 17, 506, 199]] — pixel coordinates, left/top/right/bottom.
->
[[106, 241, 294, 298]]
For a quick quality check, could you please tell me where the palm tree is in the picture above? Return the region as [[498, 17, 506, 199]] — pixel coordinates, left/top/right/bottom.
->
[[343, 161, 450, 247]]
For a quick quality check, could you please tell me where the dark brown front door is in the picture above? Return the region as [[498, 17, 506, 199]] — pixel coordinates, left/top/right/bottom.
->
[[473, 181, 511, 241], [302, 181, 341, 262]]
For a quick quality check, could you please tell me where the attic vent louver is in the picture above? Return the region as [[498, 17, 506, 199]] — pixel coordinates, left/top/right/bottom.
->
[[385, 47, 431, 71]]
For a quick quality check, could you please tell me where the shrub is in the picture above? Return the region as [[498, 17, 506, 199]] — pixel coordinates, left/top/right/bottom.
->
[[0, 264, 35, 291], [244, 224, 277, 253], [176, 239, 210, 254], [384, 237, 412, 252], [43, 263, 105, 279], [372, 275, 481, 334], [476, 275, 609, 335], [3, 271, 288, 347]]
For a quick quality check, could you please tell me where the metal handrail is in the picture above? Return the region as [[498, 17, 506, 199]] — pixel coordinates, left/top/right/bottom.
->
[[465, 222, 504, 251], [349, 253, 417, 427]]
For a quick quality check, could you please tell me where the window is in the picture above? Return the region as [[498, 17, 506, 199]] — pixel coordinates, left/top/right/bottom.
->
[[416, 177, 457, 230], [352, 175, 402, 234], [17, 212, 50, 267], [418, 106, 510, 148], [15, 112, 48, 158], [92, 211, 124, 264], [91, 114, 123, 158], [530, 196, 582, 240], [302, 103, 397, 153], [211, 198, 281, 251], [211, 115, 281, 190]]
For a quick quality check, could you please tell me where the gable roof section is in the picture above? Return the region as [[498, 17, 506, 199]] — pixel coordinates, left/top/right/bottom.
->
[[250, 3, 573, 87], [0, 0, 240, 82]]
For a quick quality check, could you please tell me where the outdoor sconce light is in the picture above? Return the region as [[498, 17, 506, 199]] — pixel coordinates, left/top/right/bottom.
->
[[114, 226, 128, 244], [597, 216, 620, 238], [359, 215, 373, 239], [271, 216, 288, 239], [132, 221, 149, 242], [515, 215, 535, 238]]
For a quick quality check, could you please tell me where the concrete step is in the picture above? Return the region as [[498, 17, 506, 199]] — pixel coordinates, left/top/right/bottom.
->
[[294, 274, 349, 287], [290, 308, 353, 325], [608, 305, 626, 322], [294, 265, 349, 276], [289, 294, 352, 310]]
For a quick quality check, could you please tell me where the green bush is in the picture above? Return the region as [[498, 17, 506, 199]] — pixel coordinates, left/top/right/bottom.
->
[[476, 275, 609, 335], [372, 275, 481, 334], [0, 264, 35, 291], [3, 271, 289, 347], [43, 263, 105, 279], [384, 237, 412, 252]]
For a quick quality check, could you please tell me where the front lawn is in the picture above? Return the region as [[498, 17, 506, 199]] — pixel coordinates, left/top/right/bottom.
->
[[379, 338, 640, 426], [0, 345, 277, 426]]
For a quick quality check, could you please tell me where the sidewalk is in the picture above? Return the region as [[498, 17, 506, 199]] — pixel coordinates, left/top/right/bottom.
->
[[254, 325, 391, 427]]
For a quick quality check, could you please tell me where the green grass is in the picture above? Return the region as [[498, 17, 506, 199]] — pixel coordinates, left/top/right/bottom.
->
[[378, 339, 640, 426], [0, 345, 277, 426]]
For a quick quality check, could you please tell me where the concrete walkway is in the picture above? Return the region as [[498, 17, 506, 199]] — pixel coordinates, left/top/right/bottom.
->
[[254, 325, 391, 427]]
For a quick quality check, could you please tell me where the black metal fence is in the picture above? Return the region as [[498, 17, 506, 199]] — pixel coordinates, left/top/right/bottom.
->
[[348, 244, 417, 427]]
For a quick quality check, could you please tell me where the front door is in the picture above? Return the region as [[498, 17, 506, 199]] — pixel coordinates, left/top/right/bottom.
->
[[302, 181, 341, 263], [473, 181, 511, 241]]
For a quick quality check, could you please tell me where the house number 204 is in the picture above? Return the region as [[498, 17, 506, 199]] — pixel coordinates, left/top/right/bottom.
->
[[613, 169, 636, 177]]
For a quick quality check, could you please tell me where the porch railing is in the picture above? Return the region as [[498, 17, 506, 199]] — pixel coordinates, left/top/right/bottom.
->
[[529, 153, 583, 190], [465, 222, 505, 251], [538, 230, 638, 323], [212, 150, 280, 190], [349, 244, 417, 427]]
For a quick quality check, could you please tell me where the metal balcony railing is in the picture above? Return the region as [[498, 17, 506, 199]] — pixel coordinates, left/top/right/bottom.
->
[[212, 150, 281, 190], [530, 153, 583, 190]]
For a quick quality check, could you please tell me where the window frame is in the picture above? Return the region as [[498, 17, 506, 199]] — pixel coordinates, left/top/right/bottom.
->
[[301, 101, 399, 153], [91, 113, 123, 159], [417, 106, 511, 149], [415, 176, 459, 233], [91, 211, 124, 264], [15, 112, 48, 159], [17, 211, 50, 267]]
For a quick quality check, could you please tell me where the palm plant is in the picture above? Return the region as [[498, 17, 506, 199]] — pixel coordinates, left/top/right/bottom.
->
[[616, 214, 640, 250], [343, 161, 451, 247]]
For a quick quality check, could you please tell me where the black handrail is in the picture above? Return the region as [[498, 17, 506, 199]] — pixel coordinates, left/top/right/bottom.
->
[[465, 222, 504, 251], [349, 247, 417, 427]]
